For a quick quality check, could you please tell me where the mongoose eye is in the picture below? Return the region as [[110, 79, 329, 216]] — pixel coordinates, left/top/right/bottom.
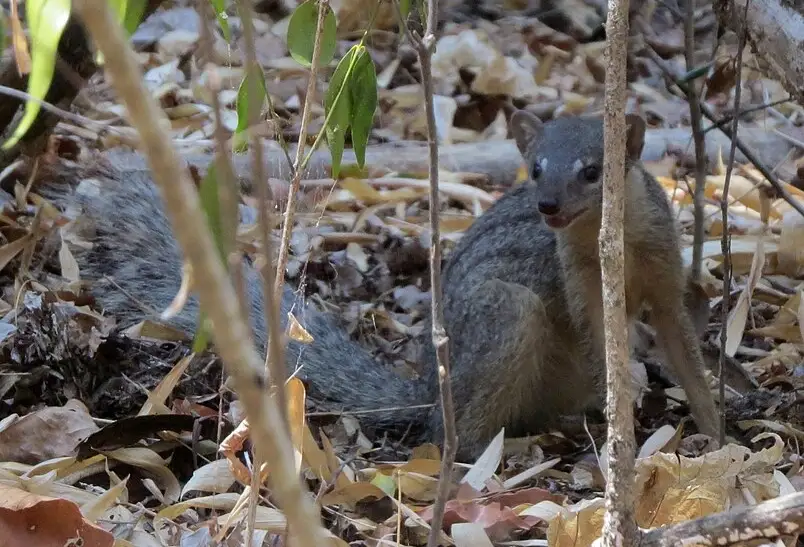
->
[[580, 165, 600, 183], [531, 163, 543, 180]]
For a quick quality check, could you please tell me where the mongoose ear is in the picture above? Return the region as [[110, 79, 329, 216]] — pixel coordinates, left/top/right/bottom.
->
[[625, 114, 646, 161], [510, 110, 544, 154]]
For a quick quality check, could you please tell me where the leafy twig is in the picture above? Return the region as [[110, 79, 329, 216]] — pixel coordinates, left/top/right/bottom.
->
[[70, 1, 327, 545], [299, 4, 381, 171], [600, 0, 639, 546], [273, 0, 329, 303]]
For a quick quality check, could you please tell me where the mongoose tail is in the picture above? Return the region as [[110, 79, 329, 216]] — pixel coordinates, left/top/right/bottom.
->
[[35, 159, 433, 437]]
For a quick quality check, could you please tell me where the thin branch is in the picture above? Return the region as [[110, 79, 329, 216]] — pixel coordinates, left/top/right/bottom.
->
[[69, 2, 327, 546], [393, 1, 455, 547], [273, 0, 329, 304], [600, 0, 639, 545], [641, 490, 804, 547], [0, 85, 103, 132], [703, 96, 792, 134], [718, 0, 750, 450], [683, 0, 707, 285], [641, 46, 804, 219], [236, 0, 287, 420]]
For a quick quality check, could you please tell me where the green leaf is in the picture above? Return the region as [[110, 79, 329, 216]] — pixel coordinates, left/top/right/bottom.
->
[[0, 11, 7, 51], [370, 472, 397, 497], [233, 66, 268, 151], [208, 0, 230, 42], [680, 61, 715, 83], [324, 46, 360, 178], [192, 312, 211, 353], [287, 0, 337, 68], [398, 0, 411, 19], [2, 0, 71, 150], [198, 164, 226, 259], [107, 0, 147, 35], [348, 48, 377, 168], [122, 0, 147, 35]]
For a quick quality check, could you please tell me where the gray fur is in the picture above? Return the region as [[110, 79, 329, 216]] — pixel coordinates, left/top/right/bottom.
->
[[36, 112, 719, 461], [37, 160, 431, 439]]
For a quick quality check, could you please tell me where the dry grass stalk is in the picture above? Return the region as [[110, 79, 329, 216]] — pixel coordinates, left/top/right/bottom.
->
[[71, 0, 327, 545]]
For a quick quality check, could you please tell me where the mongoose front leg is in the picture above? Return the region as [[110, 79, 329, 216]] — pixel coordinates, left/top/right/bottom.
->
[[649, 296, 720, 440], [435, 279, 558, 461]]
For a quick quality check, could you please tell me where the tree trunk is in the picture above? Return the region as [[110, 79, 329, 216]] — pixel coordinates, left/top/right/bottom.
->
[[713, 0, 804, 106]]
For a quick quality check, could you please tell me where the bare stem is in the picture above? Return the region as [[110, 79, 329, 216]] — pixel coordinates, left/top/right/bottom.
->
[[392, 1, 453, 546], [237, 0, 287, 412], [402, 3, 456, 547], [273, 0, 330, 303], [683, 0, 707, 284], [600, 0, 639, 545], [71, 1, 326, 545], [718, 0, 750, 449]]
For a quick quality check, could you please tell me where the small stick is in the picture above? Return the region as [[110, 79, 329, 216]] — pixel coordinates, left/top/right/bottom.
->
[[718, 0, 750, 451], [393, 2, 455, 546], [683, 0, 708, 284]]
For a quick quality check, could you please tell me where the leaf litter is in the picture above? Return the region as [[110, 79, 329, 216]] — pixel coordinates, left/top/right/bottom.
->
[[0, 0, 804, 545]]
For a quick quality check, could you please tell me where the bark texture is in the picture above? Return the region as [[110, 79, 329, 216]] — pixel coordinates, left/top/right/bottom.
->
[[641, 491, 804, 547], [714, 0, 804, 106], [600, 0, 638, 545]]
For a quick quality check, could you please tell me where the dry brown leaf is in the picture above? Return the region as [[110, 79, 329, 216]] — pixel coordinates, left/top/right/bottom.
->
[[547, 497, 606, 547], [451, 522, 494, 547], [461, 429, 505, 491], [58, 236, 80, 287], [287, 377, 306, 473], [637, 424, 682, 459], [138, 354, 193, 416], [0, 233, 35, 272], [340, 177, 423, 204], [80, 476, 129, 522], [748, 323, 802, 344], [0, 400, 99, 464], [287, 312, 314, 343], [725, 231, 765, 356], [0, 484, 114, 547], [319, 481, 387, 506], [778, 212, 804, 277], [102, 447, 181, 503], [181, 458, 236, 497], [123, 319, 190, 342]]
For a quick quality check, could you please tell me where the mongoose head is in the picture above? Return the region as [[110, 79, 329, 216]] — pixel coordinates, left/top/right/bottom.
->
[[510, 111, 646, 230]]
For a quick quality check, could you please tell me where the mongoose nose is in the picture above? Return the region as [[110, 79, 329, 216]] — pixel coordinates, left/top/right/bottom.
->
[[537, 200, 560, 216]]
